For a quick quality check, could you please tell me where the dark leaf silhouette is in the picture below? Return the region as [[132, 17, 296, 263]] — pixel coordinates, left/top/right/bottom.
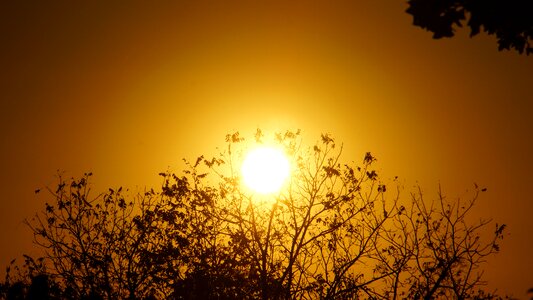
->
[[406, 0, 533, 55]]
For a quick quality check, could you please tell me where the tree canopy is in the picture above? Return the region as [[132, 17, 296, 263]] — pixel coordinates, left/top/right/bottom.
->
[[406, 0, 533, 55], [1, 130, 506, 299]]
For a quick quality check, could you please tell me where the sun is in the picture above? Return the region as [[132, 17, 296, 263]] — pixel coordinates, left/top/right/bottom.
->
[[241, 146, 291, 194]]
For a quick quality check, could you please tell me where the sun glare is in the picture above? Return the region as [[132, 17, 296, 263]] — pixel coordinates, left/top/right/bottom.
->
[[241, 147, 290, 194]]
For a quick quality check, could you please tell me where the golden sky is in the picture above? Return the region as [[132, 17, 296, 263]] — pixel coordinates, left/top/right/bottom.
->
[[1, 0, 532, 296]]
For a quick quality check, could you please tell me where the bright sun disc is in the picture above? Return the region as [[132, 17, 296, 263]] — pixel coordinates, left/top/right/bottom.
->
[[241, 147, 290, 194]]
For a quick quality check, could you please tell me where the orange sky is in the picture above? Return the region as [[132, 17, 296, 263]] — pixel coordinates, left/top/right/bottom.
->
[[1, 0, 532, 297]]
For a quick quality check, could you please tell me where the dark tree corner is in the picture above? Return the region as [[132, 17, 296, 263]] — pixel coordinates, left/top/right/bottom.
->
[[406, 0, 533, 55]]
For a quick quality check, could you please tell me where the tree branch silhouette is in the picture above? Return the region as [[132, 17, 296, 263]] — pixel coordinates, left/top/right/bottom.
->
[[1, 130, 508, 299]]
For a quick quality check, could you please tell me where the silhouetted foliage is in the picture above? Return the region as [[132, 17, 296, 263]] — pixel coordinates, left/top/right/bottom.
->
[[0, 255, 63, 300], [406, 0, 533, 55], [22, 174, 163, 299], [2, 130, 508, 299]]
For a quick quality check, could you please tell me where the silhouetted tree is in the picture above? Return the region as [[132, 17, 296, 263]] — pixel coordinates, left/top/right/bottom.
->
[[6, 130, 507, 299], [406, 0, 533, 55], [147, 130, 506, 299], [0, 255, 62, 300], [386, 187, 506, 299], [23, 174, 163, 299]]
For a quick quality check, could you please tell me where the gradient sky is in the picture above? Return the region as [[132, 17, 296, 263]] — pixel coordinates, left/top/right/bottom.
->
[[1, 0, 532, 297]]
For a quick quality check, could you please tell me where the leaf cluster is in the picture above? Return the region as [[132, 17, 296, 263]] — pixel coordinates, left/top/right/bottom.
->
[[406, 0, 533, 55]]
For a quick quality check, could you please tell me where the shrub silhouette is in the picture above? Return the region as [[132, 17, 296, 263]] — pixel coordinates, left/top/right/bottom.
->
[[2, 130, 506, 299]]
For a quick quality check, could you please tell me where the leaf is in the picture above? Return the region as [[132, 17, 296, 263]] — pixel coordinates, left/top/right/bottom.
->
[[364, 152, 375, 164], [366, 170, 378, 180], [194, 155, 204, 168]]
